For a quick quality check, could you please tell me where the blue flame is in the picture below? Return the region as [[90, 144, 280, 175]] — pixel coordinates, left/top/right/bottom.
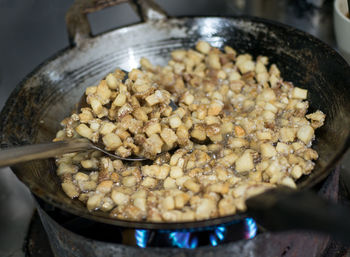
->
[[135, 229, 148, 248], [135, 218, 257, 248], [215, 226, 225, 240], [169, 231, 198, 248], [209, 234, 218, 246], [169, 225, 227, 248], [244, 218, 257, 239], [190, 237, 198, 248], [209, 226, 226, 246]]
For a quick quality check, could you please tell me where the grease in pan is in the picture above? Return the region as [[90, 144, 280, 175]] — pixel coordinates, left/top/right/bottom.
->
[[54, 41, 325, 222]]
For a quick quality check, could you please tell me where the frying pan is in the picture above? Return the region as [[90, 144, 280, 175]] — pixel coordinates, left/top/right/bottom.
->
[[0, 0, 350, 234]]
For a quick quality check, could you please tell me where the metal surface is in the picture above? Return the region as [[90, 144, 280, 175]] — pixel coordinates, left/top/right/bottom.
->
[[65, 0, 166, 46], [0, 0, 349, 230], [0, 169, 34, 257], [0, 0, 349, 256], [66, 0, 167, 46], [0, 138, 147, 167]]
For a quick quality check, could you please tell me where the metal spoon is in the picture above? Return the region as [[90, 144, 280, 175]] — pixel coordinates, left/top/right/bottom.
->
[[0, 96, 178, 167], [0, 97, 178, 168], [0, 138, 147, 168], [0, 69, 178, 167]]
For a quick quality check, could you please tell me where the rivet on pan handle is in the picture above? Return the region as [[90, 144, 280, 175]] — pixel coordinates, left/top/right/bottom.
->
[[65, 0, 168, 47]]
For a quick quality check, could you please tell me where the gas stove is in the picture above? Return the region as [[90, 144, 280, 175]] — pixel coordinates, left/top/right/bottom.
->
[[23, 168, 349, 257], [1, 0, 350, 256]]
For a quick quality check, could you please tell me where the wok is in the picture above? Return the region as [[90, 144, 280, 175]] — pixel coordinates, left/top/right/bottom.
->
[[0, 0, 350, 234]]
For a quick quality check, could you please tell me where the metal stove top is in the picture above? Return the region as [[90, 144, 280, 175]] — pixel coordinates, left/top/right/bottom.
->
[[0, 0, 349, 256]]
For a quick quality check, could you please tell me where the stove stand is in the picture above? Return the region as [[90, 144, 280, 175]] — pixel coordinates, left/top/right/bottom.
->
[[24, 168, 349, 257]]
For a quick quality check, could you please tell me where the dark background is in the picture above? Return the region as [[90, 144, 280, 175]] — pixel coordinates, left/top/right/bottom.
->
[[0, 0, 348, 256]]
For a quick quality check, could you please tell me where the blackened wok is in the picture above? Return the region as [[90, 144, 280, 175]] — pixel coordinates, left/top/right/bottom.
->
[[0, 0, 349, 235]]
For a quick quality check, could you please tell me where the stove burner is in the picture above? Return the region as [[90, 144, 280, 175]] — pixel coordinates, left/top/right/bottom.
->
[[26, 168, 347, 257], [133, 218, 257, 248], [36, 197, 259, 250], [36, 196, 258, 248]]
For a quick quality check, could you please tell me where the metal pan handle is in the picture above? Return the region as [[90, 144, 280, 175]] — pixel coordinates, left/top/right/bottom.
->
[[65, 0, 168, 47]]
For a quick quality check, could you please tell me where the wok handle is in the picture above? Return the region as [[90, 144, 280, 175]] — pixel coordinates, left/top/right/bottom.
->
[[0, 139, 91, 167], [246, 188, 350, 244], [65, 0, 168, 46]]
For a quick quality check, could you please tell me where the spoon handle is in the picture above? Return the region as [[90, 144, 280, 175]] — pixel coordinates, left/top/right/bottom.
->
[[0, 139, 91, 167]]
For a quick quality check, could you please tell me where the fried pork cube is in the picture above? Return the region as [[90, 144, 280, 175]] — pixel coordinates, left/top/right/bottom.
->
[[144, 134, 164, 156]]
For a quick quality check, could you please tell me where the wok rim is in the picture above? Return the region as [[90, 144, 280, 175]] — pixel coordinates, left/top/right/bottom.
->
[[1, 15, 350, 230]]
